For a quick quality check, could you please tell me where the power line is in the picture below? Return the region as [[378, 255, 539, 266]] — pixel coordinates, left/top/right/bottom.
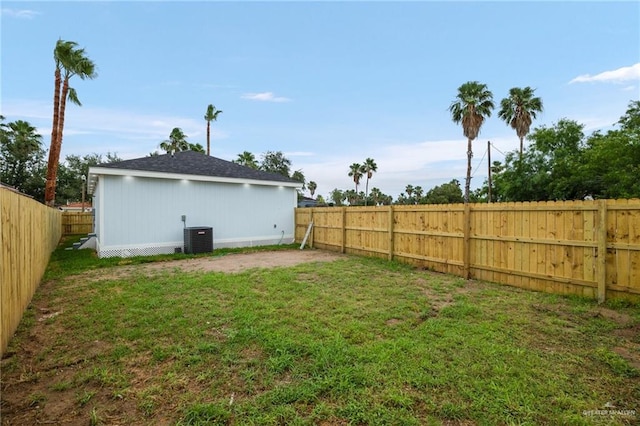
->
[[490, 143, 508, 157], [471, 145, 488, 178]]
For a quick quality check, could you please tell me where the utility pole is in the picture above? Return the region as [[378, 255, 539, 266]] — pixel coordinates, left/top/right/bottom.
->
[[487, 141, 492, 203]]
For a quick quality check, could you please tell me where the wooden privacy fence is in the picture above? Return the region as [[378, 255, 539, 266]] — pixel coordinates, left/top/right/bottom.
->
[[1, 188, 62, 356], [295, 199, 640, 302], [62, 211, 94, 235]]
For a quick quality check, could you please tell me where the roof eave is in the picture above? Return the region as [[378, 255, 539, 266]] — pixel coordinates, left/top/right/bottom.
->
[[87, 166, 302, 194]]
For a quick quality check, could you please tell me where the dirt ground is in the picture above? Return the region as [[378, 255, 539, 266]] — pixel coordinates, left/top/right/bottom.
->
[[127, 249, 345, 273]]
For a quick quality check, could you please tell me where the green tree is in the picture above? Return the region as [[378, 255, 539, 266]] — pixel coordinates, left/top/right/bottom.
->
[[344, 189, 364, 206], [424, 179, 464, 204], [329, 188, 345, 206], [160, 128, 190, 154], [578, 101, 640, 199], [449, 81, 494, 203], [233, 151, 259, 169], [308, 181, 317, 198], [361, 157, 377, 205], [204, 104, 222, 156], [0, 119, 45, 197], [492, 119, 586, 201], [348, 163, 363, 193], [291, 169, 306, 192], [45, 40, 97, 206], [617, 100, 640, 130], [498, 87, 543, 158], [260, 151, 291, 177], [188, 143, 205, 154], [413, 185, 424, 203], [55, 152, 122, 205]]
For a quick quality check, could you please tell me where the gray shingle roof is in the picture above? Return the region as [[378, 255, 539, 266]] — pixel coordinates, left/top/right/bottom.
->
[[98, 151, 299, 184]]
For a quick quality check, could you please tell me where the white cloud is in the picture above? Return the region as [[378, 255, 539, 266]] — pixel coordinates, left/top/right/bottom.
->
[[284, 151, 315, 157], [2, 99, 228, 159], [295, 136, 519, 200], [0, 8, 40, 19], [569, 63, 640, 84], [241, 92, 291, 103]]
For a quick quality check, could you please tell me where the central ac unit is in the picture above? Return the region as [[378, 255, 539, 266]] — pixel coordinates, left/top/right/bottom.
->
[[184, 227, 213, 254]]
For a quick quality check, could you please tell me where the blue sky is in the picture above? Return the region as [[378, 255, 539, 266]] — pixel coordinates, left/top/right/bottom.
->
[[2, 1, 639, 200]]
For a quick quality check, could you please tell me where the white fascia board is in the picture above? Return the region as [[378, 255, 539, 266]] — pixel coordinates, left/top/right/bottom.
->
[[87, 166, 302, 194]]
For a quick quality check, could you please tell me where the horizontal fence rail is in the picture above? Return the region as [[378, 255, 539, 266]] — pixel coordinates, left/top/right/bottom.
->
[[1, 188, 62, 356], [295, 199, 640, 302], [61, 211, 94, 235]]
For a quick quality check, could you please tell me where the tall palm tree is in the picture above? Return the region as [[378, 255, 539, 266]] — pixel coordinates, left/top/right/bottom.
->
[[498, 87, 543, 158], [160, 128, 190, 154], [449, 81, 495, 203], [204, 104, 222, 156], [233, 151, 258, 169], [45, 40, 96, 206], [308, 181, 317, 198], [348, 163, 363, 193], [361, 157, 377, 205]]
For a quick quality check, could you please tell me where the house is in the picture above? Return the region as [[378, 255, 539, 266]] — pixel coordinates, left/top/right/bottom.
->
[[297, 196, 318, 208], [87, 151, 302, 258], [58, 201, 93, 212]]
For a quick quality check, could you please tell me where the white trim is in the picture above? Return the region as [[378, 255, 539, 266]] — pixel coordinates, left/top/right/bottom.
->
[[87, 166, 301, 194], [97, 235, 295, 258], [97, 178, 104, 245]]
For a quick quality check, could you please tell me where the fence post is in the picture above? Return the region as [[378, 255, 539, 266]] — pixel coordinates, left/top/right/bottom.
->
[[463, 203, 471, 280], [341, 207, 346, 253], [309, 209, 314, 249], [388, 205, 394, 261], [596, 200, 607, 303]]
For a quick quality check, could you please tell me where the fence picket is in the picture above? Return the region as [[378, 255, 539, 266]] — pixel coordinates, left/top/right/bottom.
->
[[295, 199, 640, 301]]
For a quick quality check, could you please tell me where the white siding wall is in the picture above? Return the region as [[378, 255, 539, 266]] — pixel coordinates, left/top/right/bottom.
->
[[96, 175, 297, 257]]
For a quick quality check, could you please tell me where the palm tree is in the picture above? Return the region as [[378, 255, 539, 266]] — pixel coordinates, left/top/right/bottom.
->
[[369, 187, 382, 206], [449, 81, 495, 203], [308, 181, 317, 198], [45, 40, 97, 206], [498, 87, 543, 158], [188, 143, 205, 153], [361, 157, 377, 205], [204, 104, 222, 156], [233, 151, 258, 169], [414, 185, 424, 204], [160, 128, 190, 154], [404, 184, 415, 204], [348, 162, 363, 193]]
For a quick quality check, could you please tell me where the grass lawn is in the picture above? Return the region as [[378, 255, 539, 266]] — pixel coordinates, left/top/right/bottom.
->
[[1, 236, 639, 425]]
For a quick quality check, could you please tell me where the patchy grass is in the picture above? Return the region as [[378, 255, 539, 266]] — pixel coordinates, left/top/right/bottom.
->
[[2, 242, 639, 425]]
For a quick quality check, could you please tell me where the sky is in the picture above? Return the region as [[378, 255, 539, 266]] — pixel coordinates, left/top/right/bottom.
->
[[2, 1, 639, 201]]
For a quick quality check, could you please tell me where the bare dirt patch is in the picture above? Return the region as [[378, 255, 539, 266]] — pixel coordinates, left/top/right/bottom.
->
[[76, 249, 347, 282]]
